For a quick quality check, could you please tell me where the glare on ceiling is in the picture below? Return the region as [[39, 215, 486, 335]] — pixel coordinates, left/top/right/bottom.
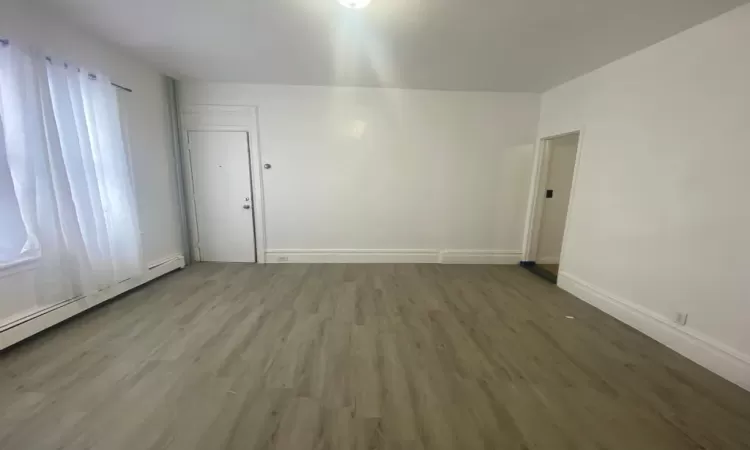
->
[[339, 0, 371, 9]]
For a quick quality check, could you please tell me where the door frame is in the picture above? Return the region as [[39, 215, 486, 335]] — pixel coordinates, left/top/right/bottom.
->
[[521, 130, 584, 269], [180, 105, 266, 263]]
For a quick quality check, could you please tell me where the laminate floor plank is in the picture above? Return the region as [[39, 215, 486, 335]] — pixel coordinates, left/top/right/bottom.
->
[[1, 263, 749, 449]]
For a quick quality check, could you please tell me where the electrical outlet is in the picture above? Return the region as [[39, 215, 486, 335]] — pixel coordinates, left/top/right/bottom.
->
[[277, 256, 289, 262], [674, 312, 688, 326]]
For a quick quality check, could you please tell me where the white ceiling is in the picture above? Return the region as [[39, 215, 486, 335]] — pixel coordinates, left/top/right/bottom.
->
[[31, 0, 747, 92]]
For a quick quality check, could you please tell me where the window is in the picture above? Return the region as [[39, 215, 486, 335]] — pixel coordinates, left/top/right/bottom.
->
[[0, 39, 142, 305], [0, 108, 27, 265]]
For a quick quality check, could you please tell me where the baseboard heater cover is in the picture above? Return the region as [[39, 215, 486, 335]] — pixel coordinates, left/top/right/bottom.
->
[[0, 255, 185, 351]]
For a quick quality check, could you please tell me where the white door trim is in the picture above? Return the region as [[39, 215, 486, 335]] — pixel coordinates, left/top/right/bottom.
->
[[521, 130, 584, 268], [180, 105, 266, 263]]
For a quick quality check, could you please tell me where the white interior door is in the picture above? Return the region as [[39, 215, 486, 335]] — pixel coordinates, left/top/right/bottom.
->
[[188, 131, 256, 263]]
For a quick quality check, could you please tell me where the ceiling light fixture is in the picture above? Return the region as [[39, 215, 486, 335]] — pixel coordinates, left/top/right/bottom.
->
[[338, 0, 371, 9]]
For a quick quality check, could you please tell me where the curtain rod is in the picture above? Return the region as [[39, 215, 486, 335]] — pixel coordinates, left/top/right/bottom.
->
[[1, 38, 132, 93], [111, 82, 133, 93]]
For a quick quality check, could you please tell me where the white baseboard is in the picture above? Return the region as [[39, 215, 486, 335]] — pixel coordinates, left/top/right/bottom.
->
[[536, 256, 560, 264], [439, 250, 522, 265], [558, 271, 750, 391], [266, 249, 438, 264], [265, 249, 522, 265], [0, 255, 185, 351]]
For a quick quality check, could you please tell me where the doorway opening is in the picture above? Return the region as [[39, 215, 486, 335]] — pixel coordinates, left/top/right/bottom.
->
[[522, 131, 581, 283]]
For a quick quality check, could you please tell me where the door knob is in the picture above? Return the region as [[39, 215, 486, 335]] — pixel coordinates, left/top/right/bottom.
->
[[243, 205, 251, 209], [264, 163, 272, 169]]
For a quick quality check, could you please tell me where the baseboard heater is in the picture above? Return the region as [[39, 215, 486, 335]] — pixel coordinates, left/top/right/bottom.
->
[[0, 255, 185, 351]]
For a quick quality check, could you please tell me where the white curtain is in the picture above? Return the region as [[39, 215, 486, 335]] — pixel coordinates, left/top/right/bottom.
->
[[0, 41, 142, 307]]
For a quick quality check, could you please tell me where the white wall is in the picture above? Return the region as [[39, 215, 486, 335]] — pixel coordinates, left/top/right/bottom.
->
[[179, 83, 540, 263], [536, 134, 578, 263], [0, 1, 183, 321], [538, 4, 750, 389]]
